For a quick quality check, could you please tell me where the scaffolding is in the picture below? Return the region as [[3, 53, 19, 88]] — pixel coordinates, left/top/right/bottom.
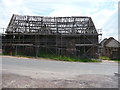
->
[[2, 14, 102, 59]]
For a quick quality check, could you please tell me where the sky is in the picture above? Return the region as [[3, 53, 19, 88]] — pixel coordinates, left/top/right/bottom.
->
[[0, 0, 119, 41]]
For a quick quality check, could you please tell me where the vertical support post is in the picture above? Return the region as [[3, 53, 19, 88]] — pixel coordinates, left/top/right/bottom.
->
[[56, 17, 58, 56], [36, 45, 39, 58], [60, 18, 62, 57], [15, 46, 17, 56], [45, 31, 47, 54]]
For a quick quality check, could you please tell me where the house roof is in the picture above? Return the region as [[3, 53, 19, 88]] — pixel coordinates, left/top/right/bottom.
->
[[6, 14, 98, 35], [100, 37, 120, 48]]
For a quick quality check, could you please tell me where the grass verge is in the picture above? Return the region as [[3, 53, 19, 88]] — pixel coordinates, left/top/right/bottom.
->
[[99, 56, 120, 62], [2, 53, 100, 62], [38, 54, 100, 62], [99, 56, 110, 60]]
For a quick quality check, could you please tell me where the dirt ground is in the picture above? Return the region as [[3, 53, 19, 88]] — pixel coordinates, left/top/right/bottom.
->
[[2, 72, 118, 88]]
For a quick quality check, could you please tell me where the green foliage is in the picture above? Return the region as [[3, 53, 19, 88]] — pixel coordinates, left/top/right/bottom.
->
[[2, 51, 100, 62], [110, 59, 120, 62], [2, 51, 16, 56], [2, 52, 10, 55], [99, 56, 110, 60], [38, 54, 100, 62], [99, 56, 120, 62]]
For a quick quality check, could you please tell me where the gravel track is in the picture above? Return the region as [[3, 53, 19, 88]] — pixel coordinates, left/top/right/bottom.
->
[[2, 72, 118, 88]]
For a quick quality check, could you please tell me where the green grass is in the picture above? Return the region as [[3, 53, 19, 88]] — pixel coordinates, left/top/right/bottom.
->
[[99, 56, 110, 60], [99, 56, 120, 62], [38, 54, 100, 62], [2, 52, 100, 62], [110, 59, 120, 62]]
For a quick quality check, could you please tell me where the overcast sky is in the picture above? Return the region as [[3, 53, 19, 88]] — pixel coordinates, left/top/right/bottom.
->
[[0, 0, 119, 41]]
